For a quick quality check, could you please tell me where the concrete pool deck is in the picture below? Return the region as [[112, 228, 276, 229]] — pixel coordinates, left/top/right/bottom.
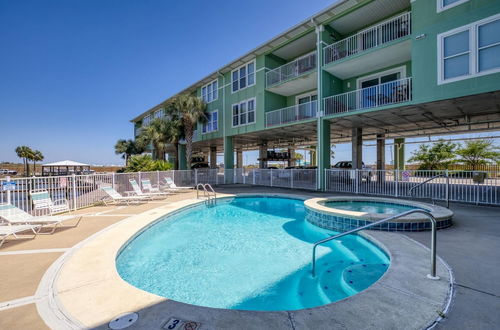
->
[[0, 186, 498, 329]]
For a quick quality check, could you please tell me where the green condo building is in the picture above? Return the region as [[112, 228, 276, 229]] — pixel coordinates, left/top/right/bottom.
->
[[131, 0, 500, 189]]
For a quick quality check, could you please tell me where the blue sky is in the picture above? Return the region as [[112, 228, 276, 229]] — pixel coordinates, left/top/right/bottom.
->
[[0, 0, 498, 166]]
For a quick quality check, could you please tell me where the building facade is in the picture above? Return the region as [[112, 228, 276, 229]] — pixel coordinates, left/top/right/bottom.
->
[[130, 0, 500, 188]]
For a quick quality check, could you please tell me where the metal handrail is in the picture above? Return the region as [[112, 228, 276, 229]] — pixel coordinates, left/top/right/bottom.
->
[[409, 174, 450, 208], [311, 209, 438, 280], [196, 183, 216, 204]]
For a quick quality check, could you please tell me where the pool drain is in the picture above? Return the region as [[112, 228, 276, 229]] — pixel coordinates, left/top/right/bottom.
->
[[108, 312, 139, 329]]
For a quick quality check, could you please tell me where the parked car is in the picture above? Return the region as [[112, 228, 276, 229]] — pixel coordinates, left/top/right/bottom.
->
[[331, 161, 372, 180], [191, 162, 210, 169], [0, 169, 17, 175]]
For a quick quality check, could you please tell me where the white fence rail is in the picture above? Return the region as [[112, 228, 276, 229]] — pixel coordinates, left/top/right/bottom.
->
[[325, 169, 500, 205], [324, 12, 411, 65], [323, 77, 412, 116], [266, 51, 317, 87], [265, 100, 318, 127]]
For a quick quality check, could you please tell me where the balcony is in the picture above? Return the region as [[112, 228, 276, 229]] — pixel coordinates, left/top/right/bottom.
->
[[266, 100, 317, 127], [323, 77, 412, 116], [323, 12, 411, 79], [265, 51, 317, 96]]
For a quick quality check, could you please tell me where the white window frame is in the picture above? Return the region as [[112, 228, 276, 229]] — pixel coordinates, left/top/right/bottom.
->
[[356, 66, 406, 89], [202, 110, 218, 134], [295, 91, 318, 104], [231, 60, 256, 93], [231, 97, 256, 127], [437, 13, 500, 85], [201, 79, 218, 103], [437, 0, 469, 13]]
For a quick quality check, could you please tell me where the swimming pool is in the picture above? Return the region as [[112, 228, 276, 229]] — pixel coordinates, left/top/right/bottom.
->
[[116, 196, 389, 311], [323, 200, 424, 215]]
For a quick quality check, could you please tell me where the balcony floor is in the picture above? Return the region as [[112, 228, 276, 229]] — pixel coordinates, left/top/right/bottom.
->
[[266, 71, 317, 96]]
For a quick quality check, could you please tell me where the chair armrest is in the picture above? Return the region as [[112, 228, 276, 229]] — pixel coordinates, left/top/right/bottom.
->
[[52, 198, 69, 206]]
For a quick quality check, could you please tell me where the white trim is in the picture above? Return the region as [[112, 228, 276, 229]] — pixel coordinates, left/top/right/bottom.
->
[[436, 0, 469, 13], [201, 79, 218, 103], [231, 60, 256, 94], [201, 110, 219, 134], [231, 97, 257, 128], [437, 13, 500, 85], [295, 91, 318, 104], [356, 66, 407, 90]]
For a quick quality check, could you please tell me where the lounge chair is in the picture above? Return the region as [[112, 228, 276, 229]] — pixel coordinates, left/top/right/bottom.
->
[[163, 177, 193, 190], [100, 186, 150, 205], [141, 179, 170, 195], [0, 203, 82, 234], [30, 189, 71, 215], [129, 179, 168, 199], [0, 224, 40, 248]]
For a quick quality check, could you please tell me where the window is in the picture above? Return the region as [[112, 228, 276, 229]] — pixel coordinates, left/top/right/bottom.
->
[[438, 14, 500, 84], [143, 114, 152, 126], [202, 111, 218, 133], [153, 108, 164, 119], [232, 61, 255, 92], [201, 80, 218, 103], [437, 0, 469, 13], [232, 98, 256, 127]]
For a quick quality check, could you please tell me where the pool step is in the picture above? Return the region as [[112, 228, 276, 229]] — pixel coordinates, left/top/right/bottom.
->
[[341, 263, 389, 293]]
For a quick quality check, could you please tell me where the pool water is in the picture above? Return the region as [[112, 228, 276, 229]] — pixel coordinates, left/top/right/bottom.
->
[[324, 201, 423, 215], [116, 197, 389, 311]]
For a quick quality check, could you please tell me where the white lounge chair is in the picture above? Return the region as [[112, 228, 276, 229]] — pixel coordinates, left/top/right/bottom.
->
[[30, 189, 71, 215], [100, 186, 149, 205], [0, 224, 40, 248], [129, 179, 168, 199], [163, 177, 193, 190], [141, 179, 170, 194], [0, 203, 82, 234]]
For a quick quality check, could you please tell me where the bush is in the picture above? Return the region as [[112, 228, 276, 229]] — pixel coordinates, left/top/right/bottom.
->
[[124, 155, 173, 172]]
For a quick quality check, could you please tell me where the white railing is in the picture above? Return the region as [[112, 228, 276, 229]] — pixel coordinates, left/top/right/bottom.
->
[[266, 51, 317, 87], [324, 12, 411, 65], [265, 100, 318, 127], [323, 77, 412, 116], [325, 169, 500, 205]]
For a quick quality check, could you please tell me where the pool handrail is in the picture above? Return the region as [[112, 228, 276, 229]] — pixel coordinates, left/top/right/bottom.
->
[[311, 209, 438, 279], [196, 183, 216, 204], [409, 173, 450, 208]]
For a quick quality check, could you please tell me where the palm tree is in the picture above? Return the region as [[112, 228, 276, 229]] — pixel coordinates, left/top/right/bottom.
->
[[168, 94, 207, 169], [114, 139, 144, 165], [15, 146, 33, 176], [137, 118, 171, 160], [164, 102, 185, 170], [31, 150, 44, 175]]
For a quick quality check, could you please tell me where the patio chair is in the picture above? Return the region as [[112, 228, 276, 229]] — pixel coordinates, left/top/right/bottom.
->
[[141, 179, 171, 195], [164, 177, 193, 190], [100, 186, 150, 205], [0, 203, 82, 234], [30, 189, 71, 215], [0, 224, 40, 248], [129, 179, 168, 199]]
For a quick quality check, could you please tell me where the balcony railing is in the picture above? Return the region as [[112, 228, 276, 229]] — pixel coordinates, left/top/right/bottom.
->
[[324, 12, 411, 65], [323, 77, 412, 116], [266, 100, 318, 127], [266, 51, 317, 88]]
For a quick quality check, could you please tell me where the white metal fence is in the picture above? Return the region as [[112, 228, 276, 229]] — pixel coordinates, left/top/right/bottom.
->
[[323, 77, 412, 116], [323, 12, 411, 65], [266, 51, 317, 87], [1, 168, 498, 214], [265, 100, 318, 127], [325, 169, 500, 205]]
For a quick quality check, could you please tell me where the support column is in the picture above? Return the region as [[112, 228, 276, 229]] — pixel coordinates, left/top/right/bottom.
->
[[236, 148, 243, 168], [259, 143, 267, 169], [288, 148, 295, 167], [210, 146, 217, 168], [352, 128, 362, 169], [394, 138, 405, 171], [178, 144, 187, 170], [376, 134, 386, 183], [317, 119, 331, 190]]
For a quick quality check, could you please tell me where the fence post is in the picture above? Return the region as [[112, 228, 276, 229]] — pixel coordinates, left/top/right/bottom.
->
[[395, 170, 399, 197], [195, 169, 198, 186], [290, 169, 294, 189], [112, 172, 115, 190], [323, 169, 326, 191], [270, 169, 273, 187], [138, 171, 142, 184], [243, 168, 246, 185], [445, 169, 449, 208], [172, 170, 175, 185], [253, 169, 256, 185], [157, 170, 160, 185], [72, 174, 77, 211], [5, 176, 11, 205], [355, 170, 359, 194]]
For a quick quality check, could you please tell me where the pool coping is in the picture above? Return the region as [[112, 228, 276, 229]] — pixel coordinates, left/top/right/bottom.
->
[[36, 193, 454, 330]]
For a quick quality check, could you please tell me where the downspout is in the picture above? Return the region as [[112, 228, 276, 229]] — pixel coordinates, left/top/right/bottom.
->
[[218, 71, 225, 167]]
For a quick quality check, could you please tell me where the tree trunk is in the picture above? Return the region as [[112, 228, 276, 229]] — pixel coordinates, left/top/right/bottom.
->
[[184, 121, 193, 169]]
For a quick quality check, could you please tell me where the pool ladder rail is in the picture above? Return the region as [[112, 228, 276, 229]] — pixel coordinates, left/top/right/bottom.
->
[[408, 173, 450, 208], [311, 209, 439, 280], [196, 183, 216, 205]]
